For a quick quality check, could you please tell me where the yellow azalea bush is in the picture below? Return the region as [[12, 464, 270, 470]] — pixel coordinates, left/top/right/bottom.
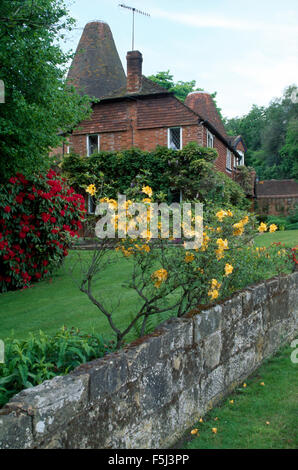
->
[[78, 185, 294, 348]]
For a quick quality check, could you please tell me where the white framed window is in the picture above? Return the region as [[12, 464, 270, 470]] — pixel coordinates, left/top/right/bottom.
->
[[226, 149, 232, 171], [87, 195, 96, 214], [87, 134, 100, 156], [207, 130, 214, 148], [237, 151, 245, 166], [168, 127, 182, 150]]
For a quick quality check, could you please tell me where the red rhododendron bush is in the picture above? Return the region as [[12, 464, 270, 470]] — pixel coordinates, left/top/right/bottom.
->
[[0, 170, 86, 292]]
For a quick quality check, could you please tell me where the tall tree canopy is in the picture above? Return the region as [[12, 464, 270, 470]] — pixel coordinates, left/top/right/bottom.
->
[[0, 0, 92, 181], [224, 85, 298, 180]]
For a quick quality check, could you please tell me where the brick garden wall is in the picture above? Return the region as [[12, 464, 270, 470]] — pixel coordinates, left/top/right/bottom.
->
[[1, 272, 296, 449]]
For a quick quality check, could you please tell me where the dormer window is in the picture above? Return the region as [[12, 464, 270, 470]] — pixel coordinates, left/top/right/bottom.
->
[[207, 130, 214, 148], [237, 151, 245, 166], [87, 134, 100, 156], [168, 127, 182, 150]]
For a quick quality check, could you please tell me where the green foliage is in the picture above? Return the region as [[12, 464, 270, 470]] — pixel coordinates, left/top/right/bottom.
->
[[224, 85, 298, 180], [0, 327, 115, 407], [79, 200, 294, 348], [62, 142, 248, 208], [0, 170, 85, 292], [263, 205, 298, 231], [0, 0, 93, 180]]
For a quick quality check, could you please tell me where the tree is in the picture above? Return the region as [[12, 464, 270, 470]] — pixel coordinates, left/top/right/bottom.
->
[[224, 85, 298, 179], [0, 0, 93, 181]]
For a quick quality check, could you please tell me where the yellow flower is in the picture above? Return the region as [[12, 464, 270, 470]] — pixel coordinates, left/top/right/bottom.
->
[[211, 279, 221, 289], [260, 382, 265, 386], [258, 222, 267, 233], [199, 418, 203, 423], [216, 227, 222, 233], [151, 268, 168, 288], [86, 184, 96, 196], [269, 224, 278, 233], [241, 215, 249, 225], [227, 210, 233, 217], [208, 289, 219, 300], [243, 383, 247, 388], [142, 198, 151, 204], [224, 263, 234, 276], [233, 222, 244, 236], [191, 428, 199, 435], [212, 428, 218, 434], [230, 400, 234, 404], [185, 252, 195, 263], [142, 185, 153, 198], [217, 238, 229, 250], [216, 210, 228, 222]]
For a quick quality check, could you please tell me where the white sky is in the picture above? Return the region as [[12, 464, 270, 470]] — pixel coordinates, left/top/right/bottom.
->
[[61, 0, 298, 118]]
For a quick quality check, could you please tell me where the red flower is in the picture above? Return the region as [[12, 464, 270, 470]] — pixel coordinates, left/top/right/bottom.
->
[[15, 195, 23, 204], [4, 206, 11, 213]]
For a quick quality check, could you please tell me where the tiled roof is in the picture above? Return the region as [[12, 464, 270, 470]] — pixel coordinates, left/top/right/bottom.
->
[[100, 75, 171, 100], [185, 92, 228, 138], [256, 179, 298, 197], [67, 21, 126, 99]]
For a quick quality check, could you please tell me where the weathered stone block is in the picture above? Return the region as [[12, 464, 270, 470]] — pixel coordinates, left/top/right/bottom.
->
[[159, 317, 193, 351], [88, 352, 128, 401], [221, 295, 242, 331], [268, 292, 289, 324], [0, 412, 33, 449], [266, 277, 280, 298], [226, 348, 256, 384], [200, 365, 225, 403], [193, 305, 222, 342], [139, 360, 173, 415], [203, 331, 222, 370], [231, 311, 263, 355], [5, 374, 89, 440]]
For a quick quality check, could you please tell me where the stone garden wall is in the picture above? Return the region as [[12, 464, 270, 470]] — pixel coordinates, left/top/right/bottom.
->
[[1, 272, 297, 449]]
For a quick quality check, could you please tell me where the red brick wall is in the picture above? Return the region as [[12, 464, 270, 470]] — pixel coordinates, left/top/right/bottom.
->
[[53, 94, 235, 180], [203, 128, 236, 178]]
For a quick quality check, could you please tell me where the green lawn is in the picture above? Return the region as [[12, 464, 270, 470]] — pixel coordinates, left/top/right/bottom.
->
[[1, 230, 297, 343], [254, 229, 298, 248], [0, 251, 143, 342], [180, 345, 298, 449]]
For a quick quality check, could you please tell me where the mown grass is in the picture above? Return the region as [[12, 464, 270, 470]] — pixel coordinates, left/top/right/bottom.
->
[[254, 229, 298, 248], [0, 251, 142, 342], [1, 230, 296, 342], [180, 345, 298, 449]]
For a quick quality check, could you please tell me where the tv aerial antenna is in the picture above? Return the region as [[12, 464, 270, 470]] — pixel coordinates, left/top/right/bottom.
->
[[119, 4, 150, 50]]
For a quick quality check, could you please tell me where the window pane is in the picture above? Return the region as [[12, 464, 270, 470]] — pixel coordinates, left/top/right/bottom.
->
[[88, 135, 99, 156], [169, 128, 181, 150]]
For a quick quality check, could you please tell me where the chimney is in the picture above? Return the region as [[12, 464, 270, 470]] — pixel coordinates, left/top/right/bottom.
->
[[126, 51, 143, 93]]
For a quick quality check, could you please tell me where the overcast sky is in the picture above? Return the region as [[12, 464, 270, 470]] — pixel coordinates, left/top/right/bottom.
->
[[62, 0, 298, 118]]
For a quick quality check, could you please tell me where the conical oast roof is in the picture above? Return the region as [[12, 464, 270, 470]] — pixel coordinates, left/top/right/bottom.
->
[[67, 21, 126, 99]]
